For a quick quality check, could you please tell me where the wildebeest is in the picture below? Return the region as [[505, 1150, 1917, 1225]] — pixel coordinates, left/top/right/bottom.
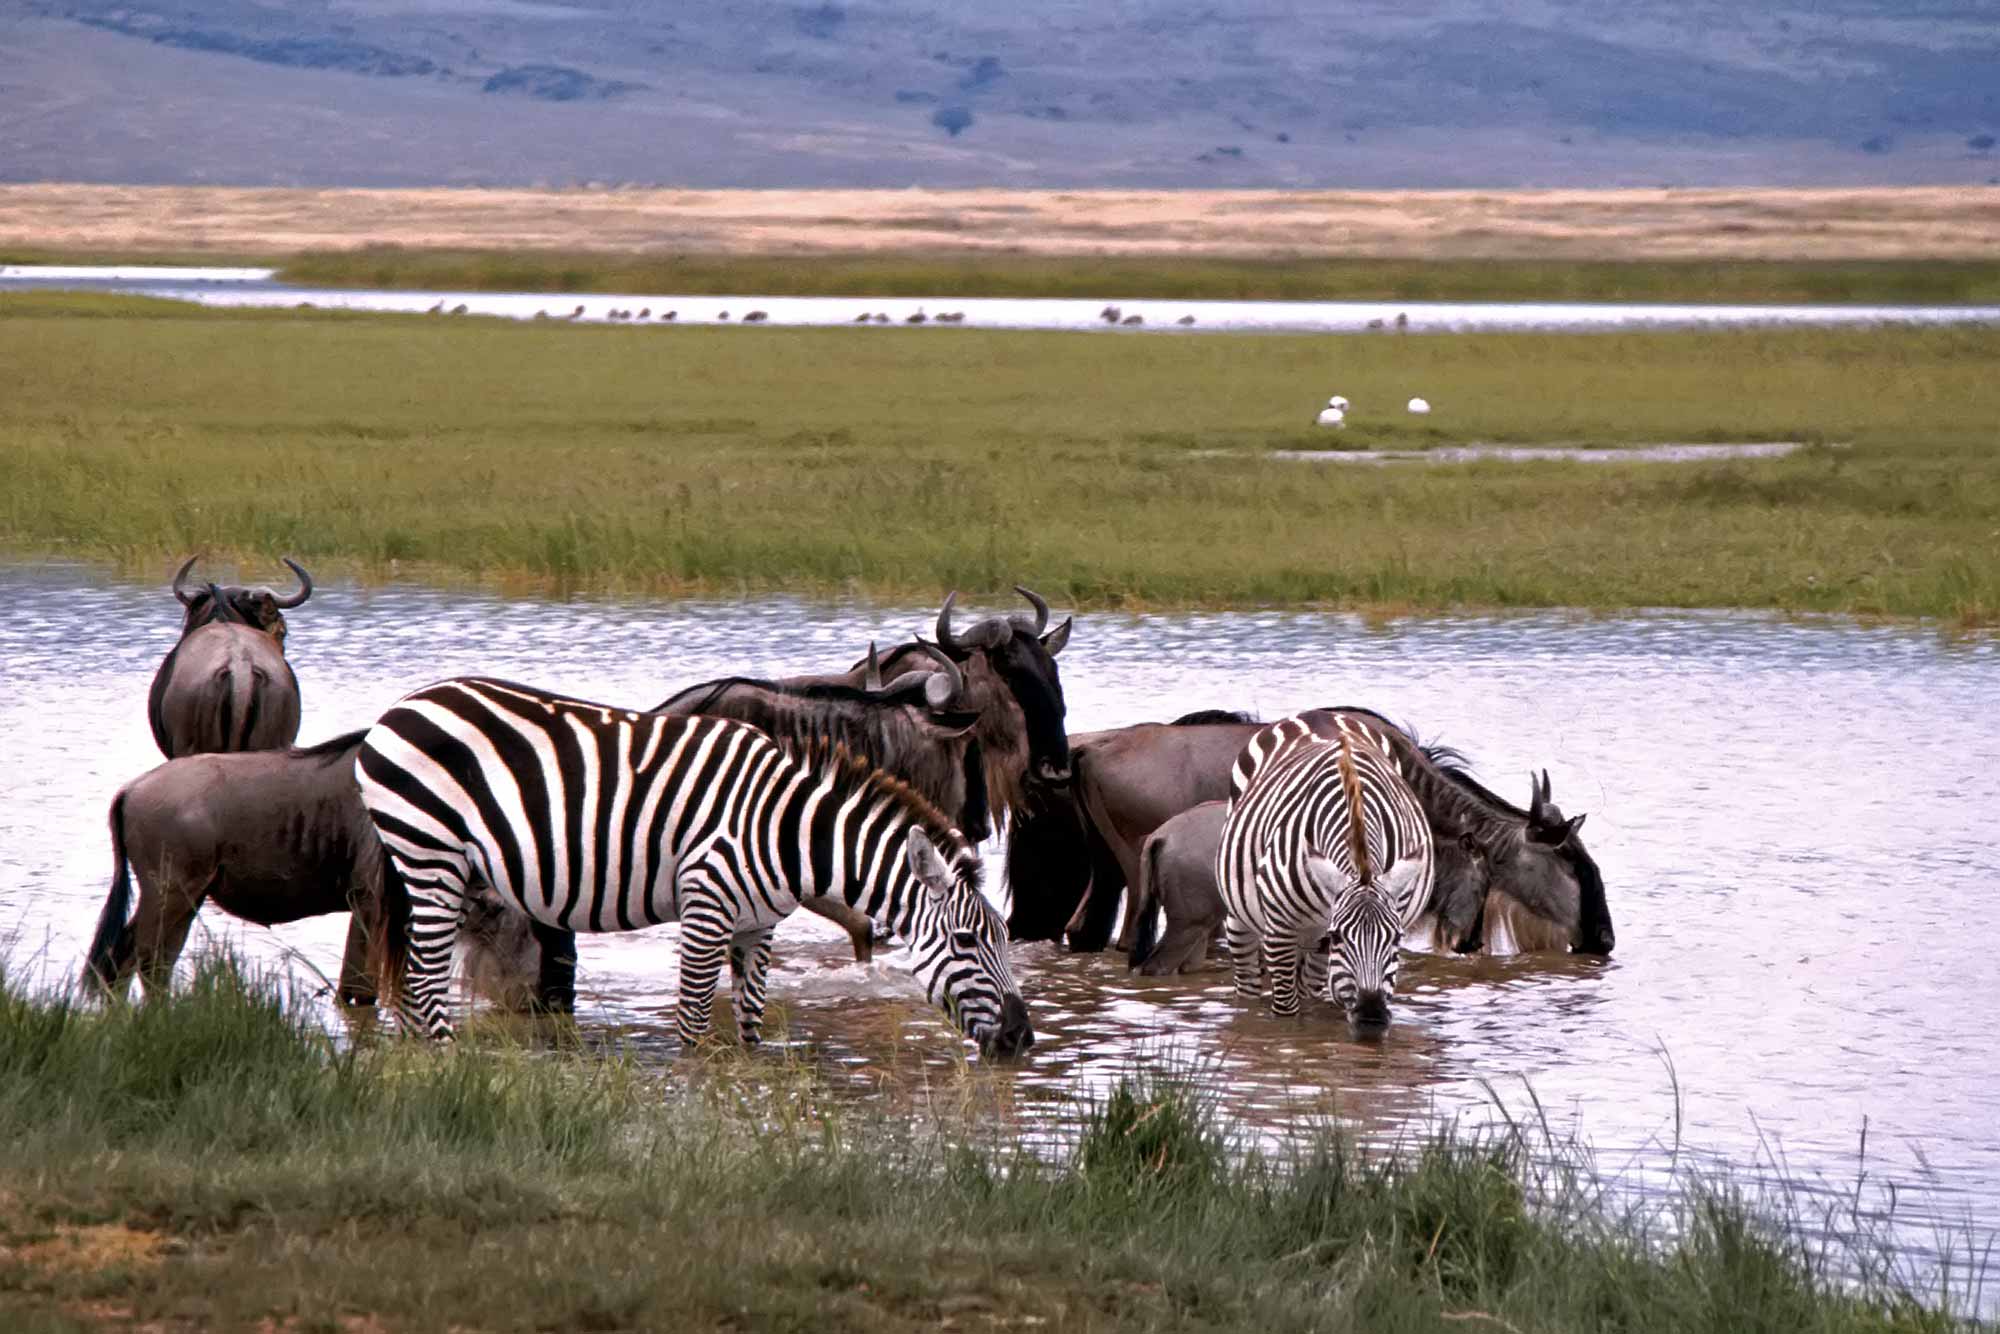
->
[[147, 555, 313, 758], [840, 588, 1073, 832], [82, 732, 385, 1001], [1126, 796, 1495, 977], [1013, 707, 1614, 959], [82, 732, 581, 1011]]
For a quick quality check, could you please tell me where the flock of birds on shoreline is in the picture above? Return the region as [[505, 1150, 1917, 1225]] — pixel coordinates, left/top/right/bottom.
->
[[405, 299, 1426, 334]]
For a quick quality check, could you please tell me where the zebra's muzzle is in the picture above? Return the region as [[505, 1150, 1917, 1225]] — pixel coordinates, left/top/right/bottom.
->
[[1347, 989, 1392, 1033], [980, 993, 1035, 1060]]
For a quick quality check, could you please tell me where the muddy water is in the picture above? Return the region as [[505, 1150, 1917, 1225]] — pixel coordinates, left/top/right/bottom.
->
[[2, 565, 1995, 1298]]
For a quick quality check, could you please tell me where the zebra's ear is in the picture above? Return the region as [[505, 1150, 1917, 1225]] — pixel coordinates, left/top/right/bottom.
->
[[905, 829, 953, 900]]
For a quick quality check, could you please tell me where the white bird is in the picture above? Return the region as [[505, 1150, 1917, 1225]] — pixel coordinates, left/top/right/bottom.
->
[[1407, 397, 1432, 415], [1315, 396, 1347, 428]]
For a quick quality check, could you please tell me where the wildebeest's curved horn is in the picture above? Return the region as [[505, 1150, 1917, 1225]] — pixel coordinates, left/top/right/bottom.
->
[[935, 591, 968, 657], [1527, 771, 1546, 821], [273, 557, 313, 609], [1010, 584, 1050, 636], [911, 635, 966, 709], [172, 555, 200, 606], [863, 641, 884, 691]]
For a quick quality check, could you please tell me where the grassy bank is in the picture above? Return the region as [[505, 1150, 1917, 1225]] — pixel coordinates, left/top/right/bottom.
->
[[275, 250, 2000, 304], [2, 292, 1997, 622], [0, 958, 1970, 1332]]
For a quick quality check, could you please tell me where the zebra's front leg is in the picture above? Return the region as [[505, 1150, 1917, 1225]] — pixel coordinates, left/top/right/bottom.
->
[[729, 926, 777, 1046], [1266, 935, 1307, 1018], [398, 871, 469, 1042], [675, 906, 734, 1054], [1225, 914, 1265, 999]]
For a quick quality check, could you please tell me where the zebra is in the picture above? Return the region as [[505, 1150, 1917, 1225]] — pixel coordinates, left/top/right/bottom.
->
[[355, 676, 1034, 1057], [1217, 714, 1433, 1029]]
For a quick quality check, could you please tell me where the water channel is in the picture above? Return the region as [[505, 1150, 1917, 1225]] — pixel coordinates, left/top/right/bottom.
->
[[7, 265, 2000, 335]]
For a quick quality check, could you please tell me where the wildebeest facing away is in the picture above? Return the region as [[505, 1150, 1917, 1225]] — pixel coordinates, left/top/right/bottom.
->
[[1013, 707, 1614, 960], [83, 732, 385, 1001], [147, 555, 314, 758]]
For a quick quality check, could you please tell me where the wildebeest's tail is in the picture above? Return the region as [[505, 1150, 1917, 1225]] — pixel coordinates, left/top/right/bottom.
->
[[83, 790, 135, 993], [1127, 833, 1167, 970], [1004, 782, 1093, 942], [370, 851, 413, 1019]]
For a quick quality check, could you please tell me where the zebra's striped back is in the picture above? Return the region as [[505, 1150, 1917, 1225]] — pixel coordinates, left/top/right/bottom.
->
[[1217, 714, 1433, 1024], [357, 677, 1029, 1055]]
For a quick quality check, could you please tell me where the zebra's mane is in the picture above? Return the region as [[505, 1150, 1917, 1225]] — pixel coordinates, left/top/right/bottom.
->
[[794, 737, 984, 891]]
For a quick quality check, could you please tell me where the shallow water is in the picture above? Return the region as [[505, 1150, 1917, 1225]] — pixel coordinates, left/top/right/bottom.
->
[[1, 564, 1995, 1304], [7, 265, 2000, 334], [1271, 441, 1817, 465]]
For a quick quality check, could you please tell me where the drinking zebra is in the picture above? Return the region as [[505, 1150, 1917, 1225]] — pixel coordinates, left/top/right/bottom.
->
[[1218, 715, 1433, 1029], [355, 676, 1033, 1056]]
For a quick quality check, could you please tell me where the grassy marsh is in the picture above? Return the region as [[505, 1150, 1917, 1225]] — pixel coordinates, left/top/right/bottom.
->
[[271, 249, 2000, 304], [0, 959, 1975, 1332], [2, 292, 1996, 621]]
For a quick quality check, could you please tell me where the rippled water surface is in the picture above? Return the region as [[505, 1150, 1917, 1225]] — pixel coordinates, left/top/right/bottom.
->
[[2, 565, 1995, 1300]]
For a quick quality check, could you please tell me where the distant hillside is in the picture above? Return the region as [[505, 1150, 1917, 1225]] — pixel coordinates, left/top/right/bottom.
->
[[1, 0, 1995, 188]]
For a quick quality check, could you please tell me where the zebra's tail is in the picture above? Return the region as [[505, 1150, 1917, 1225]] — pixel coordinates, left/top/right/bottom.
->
[[1334, 732, 1373, 886], [1127, 834, 1166, 970], [82, 790, 135, 994]]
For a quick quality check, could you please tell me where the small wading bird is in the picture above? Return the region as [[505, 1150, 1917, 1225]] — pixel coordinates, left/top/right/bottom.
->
[[1316, 395, 1349, 428], [1408, 397, 1432, 415]]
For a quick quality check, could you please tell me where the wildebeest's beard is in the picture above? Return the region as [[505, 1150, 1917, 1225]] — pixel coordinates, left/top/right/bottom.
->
[[993, 636, 1069, 783]]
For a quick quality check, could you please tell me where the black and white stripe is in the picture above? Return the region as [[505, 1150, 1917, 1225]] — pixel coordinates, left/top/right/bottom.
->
[[356, 677, 1031, 1055], [1217, 714, 1433, 1025]]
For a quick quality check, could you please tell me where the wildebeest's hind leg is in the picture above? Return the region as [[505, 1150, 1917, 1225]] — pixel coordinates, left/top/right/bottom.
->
[[531, 922, 577, 1013], [125, 862, 214, 1000], [801, 897, 882, 963], [336, 912, 378, 1006]]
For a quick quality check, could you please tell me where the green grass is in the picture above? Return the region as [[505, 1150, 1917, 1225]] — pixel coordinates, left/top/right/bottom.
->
[[271, 248, 2000, 304], [0, 958, 1974, 1332], [3, 291, 1997, 622]]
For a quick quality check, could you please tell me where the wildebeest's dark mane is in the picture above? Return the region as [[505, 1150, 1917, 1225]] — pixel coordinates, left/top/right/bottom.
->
[[293, 729, 370, 761], [1167, 709, 1259, 726], [793, 737, 983, 890]]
